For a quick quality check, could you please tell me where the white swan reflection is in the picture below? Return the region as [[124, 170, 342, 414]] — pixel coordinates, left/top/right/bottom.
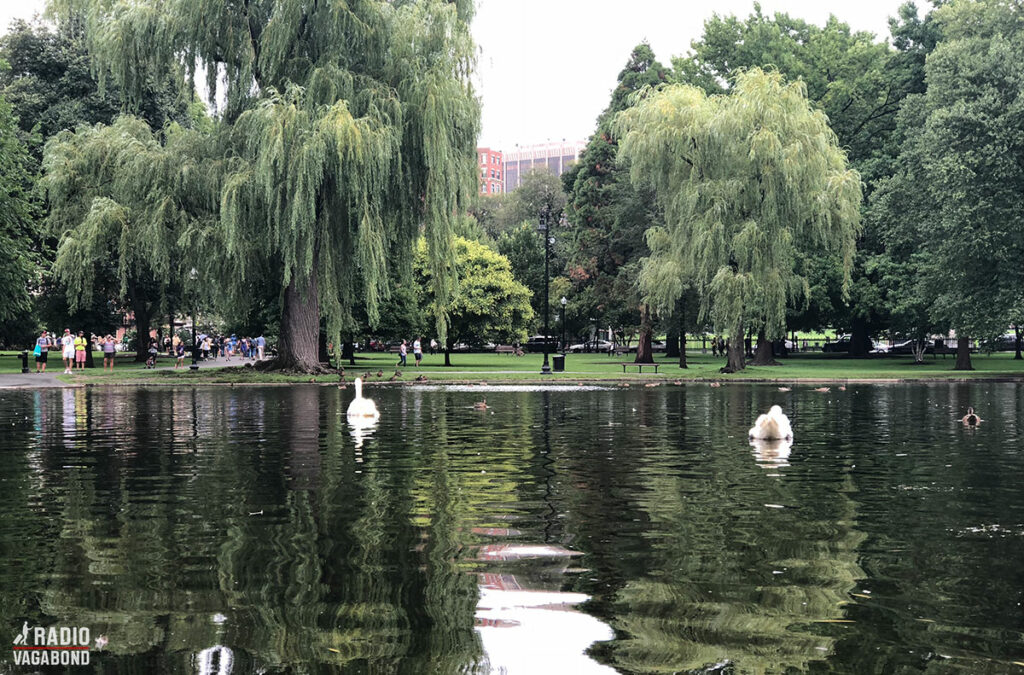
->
[[750, 437, 793, 468], [348, 416, 378, 451]]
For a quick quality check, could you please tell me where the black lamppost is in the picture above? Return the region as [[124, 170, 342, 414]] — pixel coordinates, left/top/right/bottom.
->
[[189, 268, 200, 371], [537, 206, 563, 375], [560, 296, 567, 354]]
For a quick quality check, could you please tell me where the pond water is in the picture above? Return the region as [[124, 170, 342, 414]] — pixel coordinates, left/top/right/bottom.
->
[[0, 383, 1022, 673]]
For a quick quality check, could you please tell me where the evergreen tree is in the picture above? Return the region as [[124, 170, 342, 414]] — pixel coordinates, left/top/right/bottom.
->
[[617, 69, 861, 372], [53, 0, 481, 372], [0, 92, 36, 333], [562, 43, 668, 364]]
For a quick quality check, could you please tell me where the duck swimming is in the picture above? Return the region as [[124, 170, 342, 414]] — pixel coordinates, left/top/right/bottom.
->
[[346, 377, 379, 420], [961, 407, 982, 427], [748, 405, 793, 440]]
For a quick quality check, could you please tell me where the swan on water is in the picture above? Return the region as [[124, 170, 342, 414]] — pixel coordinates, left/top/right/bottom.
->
[[347, 377, 379, 420], [748, 405, 793, 440]]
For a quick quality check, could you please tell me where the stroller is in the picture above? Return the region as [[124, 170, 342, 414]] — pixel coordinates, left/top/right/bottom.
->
[[145, 343, 159, 368]]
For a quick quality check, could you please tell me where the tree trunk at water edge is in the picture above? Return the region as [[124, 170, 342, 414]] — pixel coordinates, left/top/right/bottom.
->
[[849, 318, 871, 358], [723, 325, 746, 372], [266, 272, 323, 373], [751, 328, 780, 366], [1015, 326, 1022, 360], [635, 306, 654, 364], [954, 336, 973, 371]]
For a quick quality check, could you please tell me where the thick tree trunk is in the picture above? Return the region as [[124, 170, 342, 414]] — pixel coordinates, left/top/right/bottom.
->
[[744, 334, 753, 358], [723, 324, 746, 373], [751, 328, 780, 366], [444, 339, 452, 367], [318, 329, 330, 365], [954, 335, 973, 371], [1015, 326, 1022, 360], [849, 318, 871, 358], [666, 332, 680, 358], [342, 340, 356, 366], [634, 306, 654, 364], [133, 307, 151, 362], [267, 272, 323, 373], [677, 298, 687, 368]]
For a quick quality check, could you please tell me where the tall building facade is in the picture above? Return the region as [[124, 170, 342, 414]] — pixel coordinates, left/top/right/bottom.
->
[[477, 147, 504, 195], [502, 141, 587, 192]]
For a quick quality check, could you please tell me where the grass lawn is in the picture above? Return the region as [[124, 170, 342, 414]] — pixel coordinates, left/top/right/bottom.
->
[[0, 351, 159, 374], [21, 349, 1024, 385]]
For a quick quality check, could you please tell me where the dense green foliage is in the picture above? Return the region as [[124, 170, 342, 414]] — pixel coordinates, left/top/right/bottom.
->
[[415, 236, 533, 355], [0, 93, 36, 328], [562, 44, 669, 362], [617, 69, 861, 371], [50, 0, 481, 371]]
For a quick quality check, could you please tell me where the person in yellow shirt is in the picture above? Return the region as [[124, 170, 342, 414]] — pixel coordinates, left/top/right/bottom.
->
[[73, 331, 88, 370]]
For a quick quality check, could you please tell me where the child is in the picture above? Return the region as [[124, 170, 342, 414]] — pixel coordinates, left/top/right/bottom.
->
[[175, 342, 186, 369]]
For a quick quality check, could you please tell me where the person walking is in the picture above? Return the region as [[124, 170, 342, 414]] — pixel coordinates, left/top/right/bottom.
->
[[256, 334, 266, 361], [398, 340, 407, 367], [73, 331, 88, 370], [34, 330, 51, 373], [413, 337, 423, 367], [429, 338, 437, 355], [174, 341, 186, 369], [60, 329, 75, 373], [101, 334, 117, 371]]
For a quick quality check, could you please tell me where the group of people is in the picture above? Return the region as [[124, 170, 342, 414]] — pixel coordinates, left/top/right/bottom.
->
[[396, 337, 435, 367], [190, 334, 267, 363], [33, 329, 119, 374]]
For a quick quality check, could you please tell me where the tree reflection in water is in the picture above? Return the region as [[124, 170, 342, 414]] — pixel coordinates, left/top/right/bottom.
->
[[0, 384, 1021, 672]]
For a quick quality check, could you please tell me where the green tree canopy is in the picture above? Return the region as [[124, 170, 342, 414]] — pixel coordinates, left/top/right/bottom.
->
[[53, 0, 481, 372], [617, 68, 861, 371], [416, 236, 533, 363], [873, 0, 1024, 370], [0, 93, 37, 333], [41, 116, 210, 359], [562, 43, 669, 363]]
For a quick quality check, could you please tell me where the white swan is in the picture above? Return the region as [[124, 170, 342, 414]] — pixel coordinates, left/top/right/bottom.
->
[[748, 405, 793, 440], [346, 377, 379, 420]]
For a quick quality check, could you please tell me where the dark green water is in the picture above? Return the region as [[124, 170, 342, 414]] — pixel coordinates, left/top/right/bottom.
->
[[0, 383, 1022, 674]]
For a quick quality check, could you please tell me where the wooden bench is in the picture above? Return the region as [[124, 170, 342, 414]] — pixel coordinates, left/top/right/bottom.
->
[[495, 345, 523, 356], [620, 362, 659, 374], [388, 345, 403, 353]]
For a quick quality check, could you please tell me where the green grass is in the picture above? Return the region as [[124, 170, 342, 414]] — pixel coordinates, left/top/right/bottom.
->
[[0, 351, 166, 374], [25, 349, 1024, 385]]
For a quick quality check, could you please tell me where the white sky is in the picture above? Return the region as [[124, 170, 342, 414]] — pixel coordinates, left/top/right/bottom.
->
[[2, 0, 918, 150]]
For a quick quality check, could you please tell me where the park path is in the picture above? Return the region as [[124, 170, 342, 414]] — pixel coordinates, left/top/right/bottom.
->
[[0, 372, 71, 388]]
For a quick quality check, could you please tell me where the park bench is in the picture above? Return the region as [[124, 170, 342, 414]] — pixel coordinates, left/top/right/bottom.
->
[[388, 345, 403, 353], [620, 362, 660, 374], [495, 345, 523, 356]]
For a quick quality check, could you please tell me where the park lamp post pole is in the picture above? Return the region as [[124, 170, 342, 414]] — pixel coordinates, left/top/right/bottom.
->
[[189, 268, 200, 371], [538, 206, 560, 375], [560, 296, 567, 354]]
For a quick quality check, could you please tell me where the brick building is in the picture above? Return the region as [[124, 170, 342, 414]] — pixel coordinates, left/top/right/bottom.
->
[[477, 147, 504, 195]]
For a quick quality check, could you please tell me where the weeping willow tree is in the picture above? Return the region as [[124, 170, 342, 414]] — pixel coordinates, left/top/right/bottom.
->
[[619, 69, 861, 371], [51, 0, 480, 372], [42, 116, 211, 361]]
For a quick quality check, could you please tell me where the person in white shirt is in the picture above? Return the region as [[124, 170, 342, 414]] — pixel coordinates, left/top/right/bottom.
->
[[61, 329, 75, 374], [413, 337, 423, 367]]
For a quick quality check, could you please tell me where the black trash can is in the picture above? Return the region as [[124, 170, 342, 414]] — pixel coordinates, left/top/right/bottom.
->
[[552, 354, 565, 372]]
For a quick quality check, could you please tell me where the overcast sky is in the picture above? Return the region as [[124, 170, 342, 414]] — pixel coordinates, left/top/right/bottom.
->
[[2, 0, 918, 150]]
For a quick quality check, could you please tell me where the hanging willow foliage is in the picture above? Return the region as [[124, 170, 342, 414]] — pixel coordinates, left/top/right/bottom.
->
[[617, 69, 861, 367], [50, 0, 481, 370]]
